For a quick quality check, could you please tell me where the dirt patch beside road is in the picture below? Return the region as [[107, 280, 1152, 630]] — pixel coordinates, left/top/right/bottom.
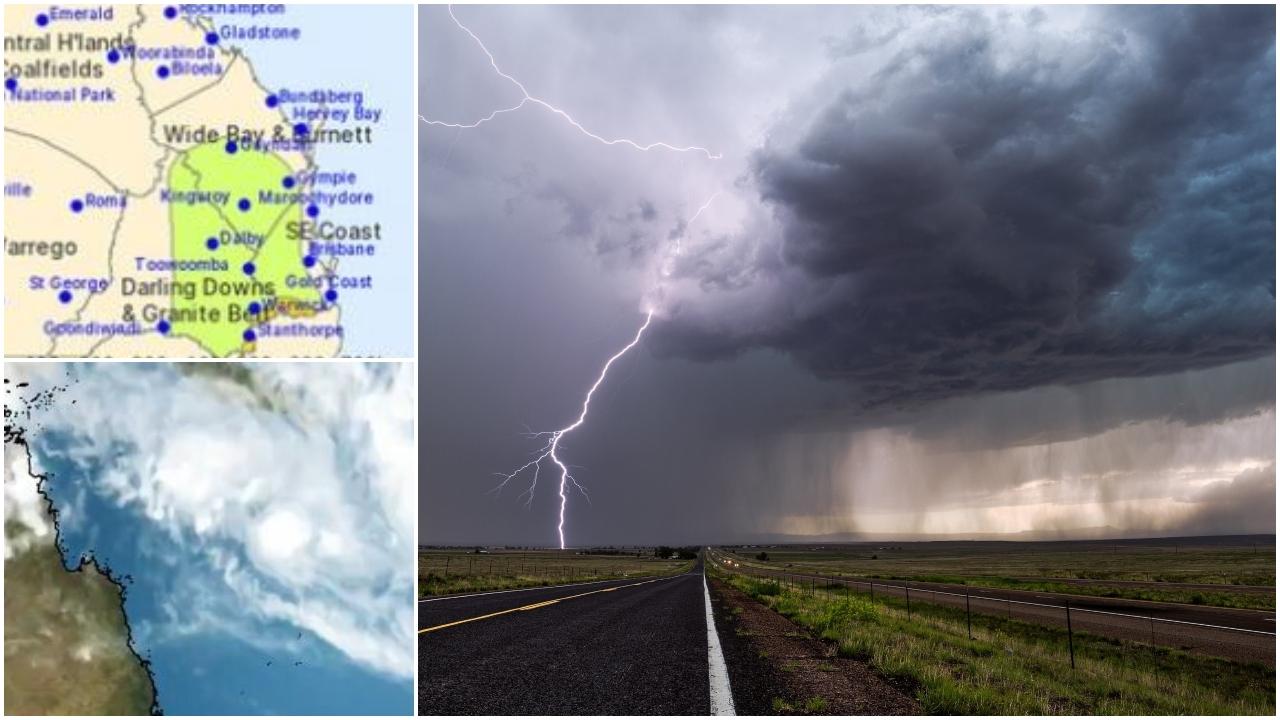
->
[[708, 577, 919, 715]]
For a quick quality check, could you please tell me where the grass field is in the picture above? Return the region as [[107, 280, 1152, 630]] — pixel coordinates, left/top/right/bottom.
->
[[723, 538, 1275, 609], [716, 569, 1275, 715], [418, 548, 693, 597]]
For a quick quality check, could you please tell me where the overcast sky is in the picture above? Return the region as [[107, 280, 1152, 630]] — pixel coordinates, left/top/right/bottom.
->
[[419, 5, 1275, 547]]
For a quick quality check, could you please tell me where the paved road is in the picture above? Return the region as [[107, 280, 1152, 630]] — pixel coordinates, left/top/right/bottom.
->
[[741, 567, 1274, 630], [712, 553, 1275, 664], [419, 563, 718, 714], [1002, 576, 1276, 595]]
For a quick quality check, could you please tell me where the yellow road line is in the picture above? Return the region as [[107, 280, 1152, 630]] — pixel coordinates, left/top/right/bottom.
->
[[418, 577, 666, 634]]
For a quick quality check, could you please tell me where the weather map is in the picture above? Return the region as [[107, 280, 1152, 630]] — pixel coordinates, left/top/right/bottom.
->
[[4, 4, 414, 358], [4, 363, 415, 714]]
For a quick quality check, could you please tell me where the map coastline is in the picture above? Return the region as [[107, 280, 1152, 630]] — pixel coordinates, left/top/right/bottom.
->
[[4, 382, 159, 715]]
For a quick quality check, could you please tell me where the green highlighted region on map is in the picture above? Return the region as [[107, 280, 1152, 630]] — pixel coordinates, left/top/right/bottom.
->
[[168, 142, 320, 357]]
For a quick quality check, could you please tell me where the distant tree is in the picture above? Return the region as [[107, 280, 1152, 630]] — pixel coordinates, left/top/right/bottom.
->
[[655, 546, 698, 559], [756, 551, 770, 562]]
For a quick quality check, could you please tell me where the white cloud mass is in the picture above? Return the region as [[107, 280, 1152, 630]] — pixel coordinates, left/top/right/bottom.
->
[[7, 363, 415, 679]]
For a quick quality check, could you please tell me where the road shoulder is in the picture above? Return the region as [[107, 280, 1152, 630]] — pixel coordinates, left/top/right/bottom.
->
[[708, 577, 919, 715]]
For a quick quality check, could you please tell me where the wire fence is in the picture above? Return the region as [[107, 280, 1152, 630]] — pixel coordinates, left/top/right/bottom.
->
[[708, 551, 1275, 666]]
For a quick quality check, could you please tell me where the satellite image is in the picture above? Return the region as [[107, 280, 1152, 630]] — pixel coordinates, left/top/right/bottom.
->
[[4, 362, 414, 714]]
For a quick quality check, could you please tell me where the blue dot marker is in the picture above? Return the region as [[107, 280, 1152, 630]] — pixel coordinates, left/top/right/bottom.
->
[[242, 262, 256, 276], [205, 237, 218, 250], [163, 6, 177, 19], [205, 32, 219, 45], [306, 204, 319, 218], [69, 199, 84, 213], [265, 94, 279, 108], [35, 14, 49, 27], [281, 176, 295, 189], [293, 122, 309, 137], [5, 78, 17, 93], [106, 49, 120, 64], [248, 301, 262, 316], [157, 319, 171, 335], [302, 255, 316, 268], [58, 289, 72, 304], [156, 65, 170, 80], [243, 328, 257, 343], [324, 289, 338, 303], [225, 140, 238, 155], [237, 198, 251, 212]]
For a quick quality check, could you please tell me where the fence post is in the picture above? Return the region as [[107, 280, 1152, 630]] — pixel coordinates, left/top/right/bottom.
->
[[444, 557, 450, 577], [966, 594, 972, 640], [870, 579, 874, 601], [905, 585, 911, 619], [1065, 599, 1076, 669], [1149, 614, 1155, 645]]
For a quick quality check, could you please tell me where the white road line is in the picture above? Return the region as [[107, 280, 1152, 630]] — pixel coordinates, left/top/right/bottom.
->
[[419, 576, 648, 603], [703, 561, 735, 716]]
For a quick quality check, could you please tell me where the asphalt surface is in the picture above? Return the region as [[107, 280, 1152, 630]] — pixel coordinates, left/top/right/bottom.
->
[[1003, 576, 1277, 595], [712, 553, 1275, 664], [740, 567, 1274, 630], [419, 563, 712, 714]]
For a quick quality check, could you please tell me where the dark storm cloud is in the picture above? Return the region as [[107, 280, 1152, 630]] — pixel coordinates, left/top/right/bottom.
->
[[902, 356, 1276, 452], [656, 5, 1275, 409], [420, 5, 1275, 545]]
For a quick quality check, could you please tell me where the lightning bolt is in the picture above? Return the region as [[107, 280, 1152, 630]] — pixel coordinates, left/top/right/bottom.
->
[[493, 313, 652, 549], [431, 3, 723, 546], [495, 190, 716, 548], [665, 192, 720, 275], [420, 4, 723, 160], [549, 313, 653, 548]]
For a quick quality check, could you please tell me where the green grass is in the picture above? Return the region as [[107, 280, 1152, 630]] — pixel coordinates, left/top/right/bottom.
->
[[724, 540, 1275, 610], [819, 573, 1275, 610], [418, 549, 691, 597], [719, 571, 1275, 715], [803, 696, 829, 713]]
